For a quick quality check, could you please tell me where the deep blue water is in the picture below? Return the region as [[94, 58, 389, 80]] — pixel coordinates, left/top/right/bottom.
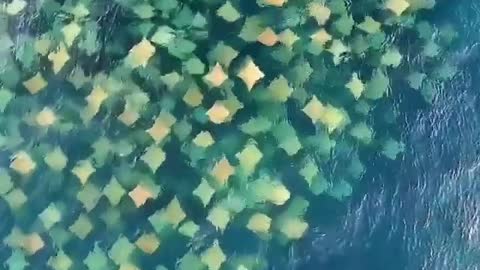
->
[[297, 1, 480, 269]]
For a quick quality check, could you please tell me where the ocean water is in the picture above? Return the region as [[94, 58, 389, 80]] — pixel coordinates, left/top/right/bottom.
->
[[0, 0, 479, 270], [297, 1, 480, 269]]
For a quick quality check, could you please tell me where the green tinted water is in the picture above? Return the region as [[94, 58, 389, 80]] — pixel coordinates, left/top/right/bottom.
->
[[0, 0, 464, 269]]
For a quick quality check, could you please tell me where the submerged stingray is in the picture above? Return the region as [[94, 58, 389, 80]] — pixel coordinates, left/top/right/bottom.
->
[[295, 192, 379, 268], [452, 42, 480, 67]]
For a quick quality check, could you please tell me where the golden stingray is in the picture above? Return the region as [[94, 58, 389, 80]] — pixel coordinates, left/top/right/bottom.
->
[[385, 0, 410, 16], [204, 63, 228, 88], [236, 141, 263, 175], [10, 151, 36, 175], [278, 29, 299, 48], [4, 189, 27, 209], [328, 39, 350, 65], [147, 119, 171, 144], [308, 2, 331, 25], [201, 241, 226, 270], [319, 104, 349, 133], [76, 184, 101, 211], [23, 233, 45, 255], [23, 73, 47, 94], [257, 27, 279, 46], [237, 58, 264, 91], [183, 86, 204, 107], [62, 22, 81, 47], [269, 183, 291, 205], [140, 146, 166, 172], [346, 72, 365, 99], [179, 221, 200, 238], [86, 86, 108, 110], [39, 203, 62, 230], [311, 28, 332, 46], [69, 214, 93, 240], [267, 75, 293, 102], [48, 44, 70, 74], [126, 38, 156, 68], [302, 96, 324, 123], [207, 206, 231, 231], [36, 107, 57, 127], [193, 131, 215, 148], [35, 37, 51, 56], [279, 218, 309, 240], [48, 250, 72, 270], [117, 108, 140, 126], [262, 0, 287, 7], [71, 160, 95, 185], [128, 185, 154, 208], [6, 0, 27, 15], [247, 213, 272, 234], [135, 233, 160, 254], [164, 197, 186, 228], [206, 102, 230, 124], [103, 177, 126, 206], [211, 156, 234, 185], [193, 179, 215, 207]]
